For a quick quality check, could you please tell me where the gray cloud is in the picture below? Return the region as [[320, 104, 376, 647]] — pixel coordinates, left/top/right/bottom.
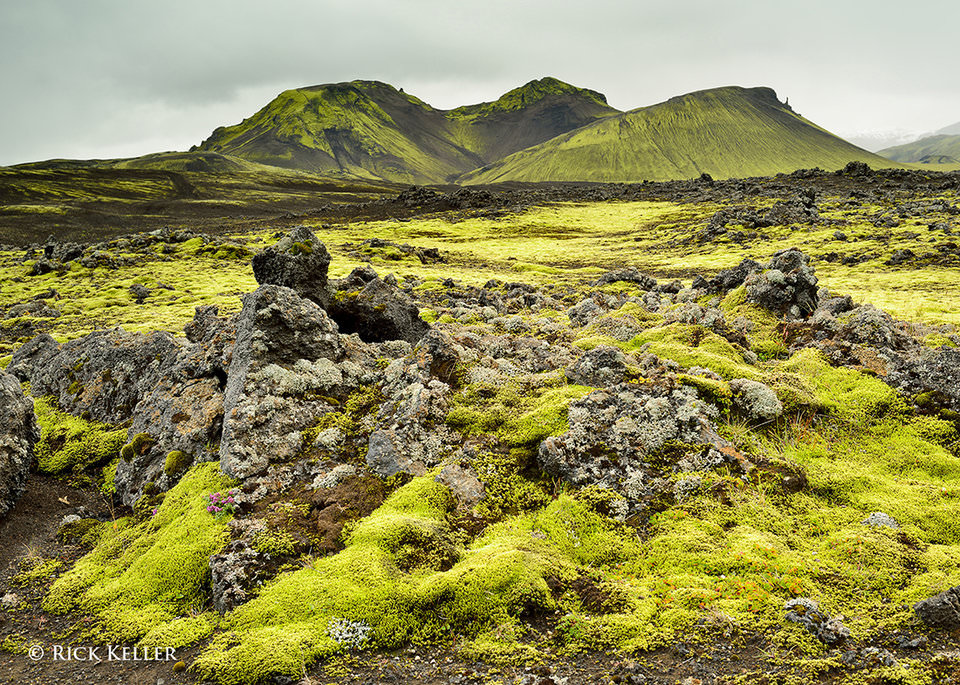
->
[[1, 0, 958, 165]]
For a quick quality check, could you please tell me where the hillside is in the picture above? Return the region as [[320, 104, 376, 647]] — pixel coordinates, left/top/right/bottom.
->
[[937, 121, 960, 136], [197, 78, 617, 183], [879, 133, 960, 164], [461, 86, 894, 183], [445, 76, 617, 161]]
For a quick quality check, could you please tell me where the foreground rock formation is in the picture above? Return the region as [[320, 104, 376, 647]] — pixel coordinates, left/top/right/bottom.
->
[[5, 227, 960, 685]]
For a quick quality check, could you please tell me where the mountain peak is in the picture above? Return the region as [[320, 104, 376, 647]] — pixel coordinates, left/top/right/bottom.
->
[[451, 77, 612, 118]]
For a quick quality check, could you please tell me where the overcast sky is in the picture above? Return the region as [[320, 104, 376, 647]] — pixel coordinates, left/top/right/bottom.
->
[[1, 0, 957, 165]]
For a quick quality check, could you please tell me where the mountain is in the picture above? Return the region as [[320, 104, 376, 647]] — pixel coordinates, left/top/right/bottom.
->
[[936, 121, 960, 136], [878, 134, 960, 164], [844, 130, 926, 153], [461, 86, 893, 184], [444, 77, 616, 162], [197, 78, 617, 183]]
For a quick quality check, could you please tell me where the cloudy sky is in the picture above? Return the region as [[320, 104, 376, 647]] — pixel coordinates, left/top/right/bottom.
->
[[1, 0, 957, 165]]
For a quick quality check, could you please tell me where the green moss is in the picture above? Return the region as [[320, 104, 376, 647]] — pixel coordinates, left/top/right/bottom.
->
[[446, 374, 590, 449], [33, 397, 127, 475], [57, 518, 106, 545], [678, 373, 733, 412], [140, 612, 218, 651], [121, 432, 155, 462], [193, 482, 631, 684], [251, 530, 299, 557], [14, 557, 63, 586], [42, 463, 236, 643], [164, 450, 194, 476], [100, 458, 119, 496], [179, 237, 205, 254]]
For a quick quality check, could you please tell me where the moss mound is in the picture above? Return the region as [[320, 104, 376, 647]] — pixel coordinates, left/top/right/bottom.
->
[[43, 463, 236, 644], [33, 396, 127, 475]]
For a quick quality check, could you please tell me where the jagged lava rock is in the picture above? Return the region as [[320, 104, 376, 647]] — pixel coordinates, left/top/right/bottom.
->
[[565, 344, 629, 387], [0, 372, 39, 518], [252, 226, 332, 307], [914, 586, 960, 629], [220, 285, 344, 480], [538, 380, 750, 504], [15, 329, 181, 425], [366, 330, 464, 477], [745, 248, 819, 319], [114, 307, 235, 507]]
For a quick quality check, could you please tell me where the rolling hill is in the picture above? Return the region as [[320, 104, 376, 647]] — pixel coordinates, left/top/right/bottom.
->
[[461, 86, 894, 183], [196, 78, 618, 183], [878, 134, 960, 165]]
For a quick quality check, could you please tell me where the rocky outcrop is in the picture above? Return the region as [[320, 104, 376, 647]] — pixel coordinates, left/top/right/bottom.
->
[[745, 249, 819, 319], [0, 372, 39, 518], [14, 329, 182, 425], [538, 378, 750, 513], [565, 345, 629, 387], [366, 331, 464, 478], [592, 267, 656, 290], [219, 285, 345, 480], [251, 226, 332, 307]]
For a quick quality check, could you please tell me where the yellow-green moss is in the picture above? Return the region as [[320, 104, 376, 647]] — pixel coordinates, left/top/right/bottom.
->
[[164, 450, 193, 476], [120, 432, 155, 462], [192, 481, 632, 684], [14, 557, 63, 586], [33, 397, 127, 475], [43, 463, 236, 643]]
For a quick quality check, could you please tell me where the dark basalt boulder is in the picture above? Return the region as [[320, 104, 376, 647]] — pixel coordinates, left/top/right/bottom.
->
[[111, 308, 236, 507], [20, 329, 182, 425], [708, 258, 762, 291], [7, 333, 58, 382], [251, 226, 332, 307], [592, 267, 657, 290], [0, 372, 39, 519], [914, 586, 960, 629]]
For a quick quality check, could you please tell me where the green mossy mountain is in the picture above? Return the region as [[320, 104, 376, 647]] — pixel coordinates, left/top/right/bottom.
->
[[879, 134, 960, 164], [461, 86, 894, 183], [196, 78, 618, 183]]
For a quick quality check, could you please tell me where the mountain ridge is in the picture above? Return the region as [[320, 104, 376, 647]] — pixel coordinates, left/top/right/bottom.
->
[[197, 78, 618, 183], [461, 86, 894, 183], [879, 134, 960, 165]]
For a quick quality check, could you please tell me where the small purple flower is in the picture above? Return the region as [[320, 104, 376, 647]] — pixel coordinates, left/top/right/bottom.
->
[[207, 505, 215, 513], [226, 497, 235, 504]]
